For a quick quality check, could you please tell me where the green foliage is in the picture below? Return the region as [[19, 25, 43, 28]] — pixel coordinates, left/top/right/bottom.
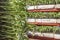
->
[[0, 0, 27, 40], [0, 0, 60, 40], [26, 0, 60, 5], [27, 12, 60, 18], [27, 24, 60, 33]]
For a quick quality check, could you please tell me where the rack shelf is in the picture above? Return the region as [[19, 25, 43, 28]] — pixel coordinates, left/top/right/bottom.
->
[[27, 18, 60, 26], [26, 4, 60, 12], [27, 31, 60, 40]]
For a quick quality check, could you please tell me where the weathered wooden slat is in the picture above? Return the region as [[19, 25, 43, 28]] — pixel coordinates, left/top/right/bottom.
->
[[26, 4, 60, 12], [27, 19, 60, 26], [27, 31, 60, 40]]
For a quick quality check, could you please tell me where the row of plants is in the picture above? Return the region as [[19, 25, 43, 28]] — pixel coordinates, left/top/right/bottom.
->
[[26, 0, 60, 5], [26, 24, 60, 34], [27, 12, 60, 19]]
